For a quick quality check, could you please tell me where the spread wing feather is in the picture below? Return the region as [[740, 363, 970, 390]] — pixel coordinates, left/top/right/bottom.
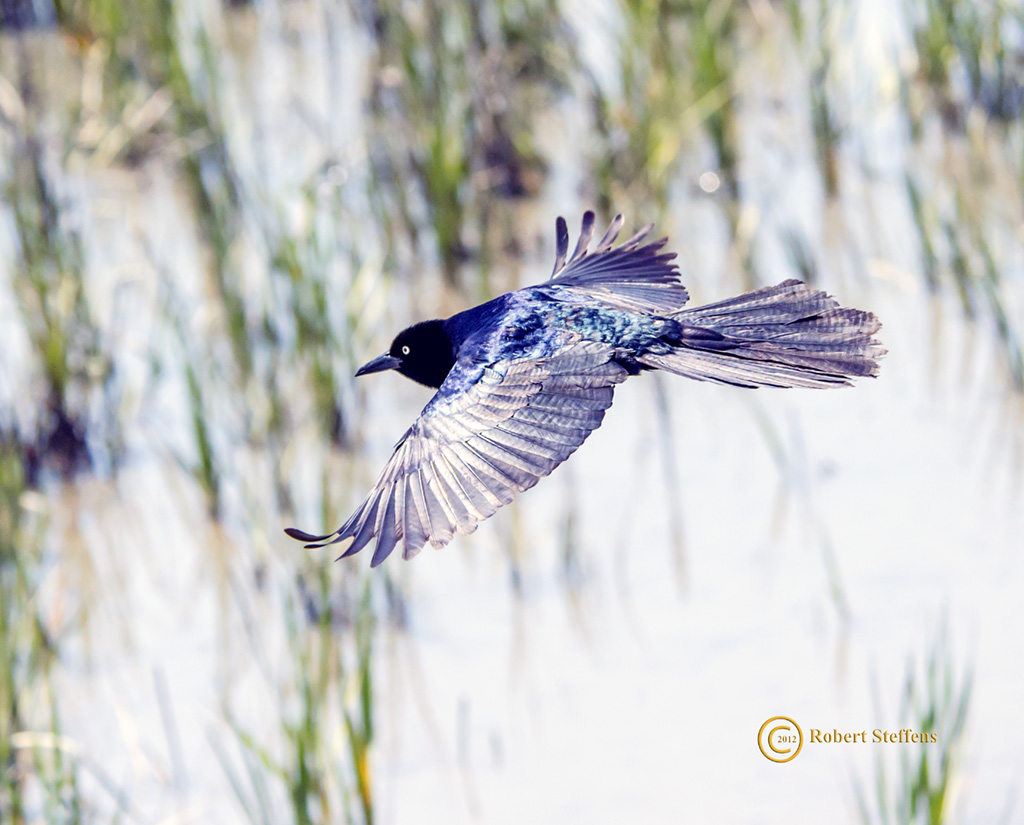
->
[[545, 211, 690, 314], [287, 341, 627, 566]]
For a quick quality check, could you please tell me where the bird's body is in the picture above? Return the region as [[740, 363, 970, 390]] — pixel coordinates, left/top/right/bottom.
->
[[431, 293, 677, 390], [287, 212, 884, 566]]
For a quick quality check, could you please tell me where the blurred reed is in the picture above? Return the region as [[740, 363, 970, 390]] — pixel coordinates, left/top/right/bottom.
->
[[214, 560, 378, 825], [856, 629, 975, 825], [0, 437, 83, 822]]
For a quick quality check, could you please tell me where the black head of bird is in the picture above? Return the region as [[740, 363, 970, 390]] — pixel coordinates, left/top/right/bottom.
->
[[286, 211, 885, 567], [355, 320, 454, 389]]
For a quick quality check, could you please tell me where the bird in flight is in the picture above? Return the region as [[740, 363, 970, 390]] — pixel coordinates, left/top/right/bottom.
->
[[287, 212, 884, 567]]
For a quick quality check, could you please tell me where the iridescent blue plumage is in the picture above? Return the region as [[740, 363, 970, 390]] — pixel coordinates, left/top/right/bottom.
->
[[286, 211, 885, 566]]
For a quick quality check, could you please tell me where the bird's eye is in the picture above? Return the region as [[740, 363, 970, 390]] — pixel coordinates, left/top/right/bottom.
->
[[401, 345, 410, 355]]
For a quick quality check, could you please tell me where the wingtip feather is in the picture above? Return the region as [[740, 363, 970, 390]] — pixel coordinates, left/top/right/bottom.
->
[[285, 527, 333, 543]]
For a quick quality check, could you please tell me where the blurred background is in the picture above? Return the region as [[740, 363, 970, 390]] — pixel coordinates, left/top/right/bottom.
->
[[1, 0, 1022, 822]]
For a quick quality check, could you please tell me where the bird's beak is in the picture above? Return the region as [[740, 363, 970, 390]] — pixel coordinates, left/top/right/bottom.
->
[[355, 353, 401, 377]]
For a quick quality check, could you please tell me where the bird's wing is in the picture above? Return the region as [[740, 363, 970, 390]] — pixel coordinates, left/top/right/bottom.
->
[[287, 340, 628, 566], [543, 211, 690, 314]]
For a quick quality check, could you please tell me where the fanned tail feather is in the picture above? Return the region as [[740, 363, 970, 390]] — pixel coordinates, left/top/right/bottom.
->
[[640, 280, 885, 389]]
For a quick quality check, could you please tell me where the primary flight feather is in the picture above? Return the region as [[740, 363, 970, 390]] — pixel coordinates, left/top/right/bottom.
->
[[286, 212, 884, 566]]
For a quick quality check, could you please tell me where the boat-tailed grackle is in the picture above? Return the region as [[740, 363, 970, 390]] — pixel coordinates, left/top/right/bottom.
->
[[287, 212, 885, 566]]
